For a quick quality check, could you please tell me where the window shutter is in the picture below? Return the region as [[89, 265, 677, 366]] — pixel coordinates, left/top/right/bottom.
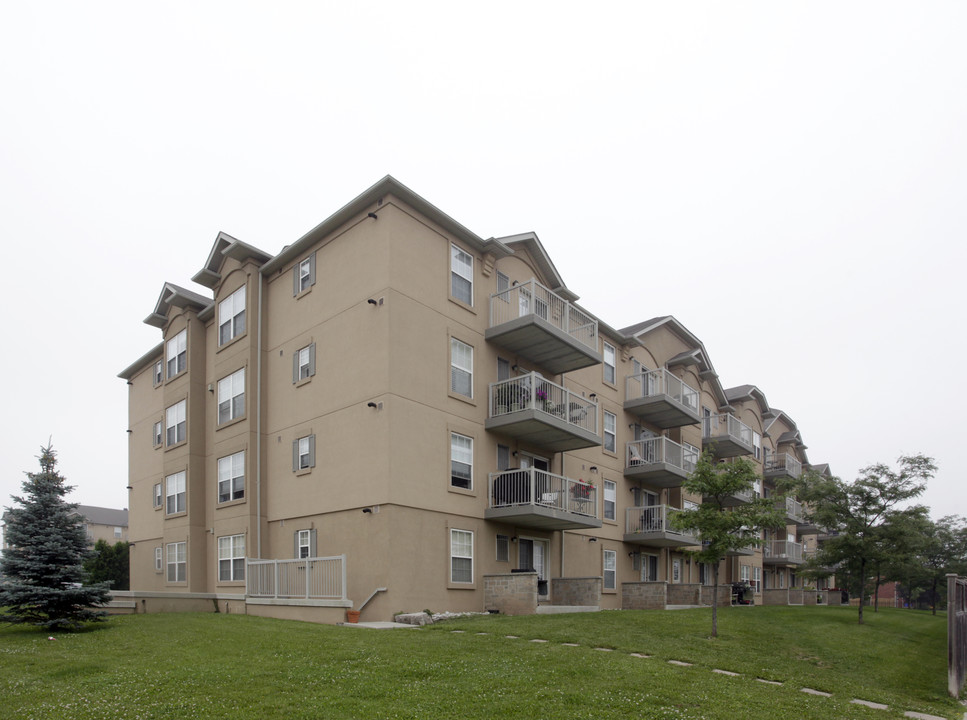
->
[[292, 351, 299, 384], [293, 262, 300, 296], [308, 343, 316, 377], [293, 531, 300, 558], [310, 529, 318, 558], [292, 440, 299, 472], [308, 435, 316, 468], [308, 252, 316, 288]]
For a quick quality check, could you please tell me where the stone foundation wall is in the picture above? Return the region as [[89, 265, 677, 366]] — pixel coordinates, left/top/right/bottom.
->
[[484, 573, 538, 615], [622, 582, 667, 610], [667, 583, 702, 606], [788, 588, 805, 605], [700, 585, 733, 607], [551, 577, 602, 606], [761, 588, 789, 606]]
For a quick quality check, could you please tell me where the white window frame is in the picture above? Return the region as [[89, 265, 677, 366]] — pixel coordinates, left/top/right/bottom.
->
[[153, 360, 163, 387], [165, 399, 186, 446], [217, 451, 245, 503], [603, 479, 616, 521], [218, 285, 246, 346], [603, 548, 616, 590], [753, 431, 762, 460], [166, 541, 186, 583], [166, 329, 187, 379], [294, 435, 315, 471], [218, 534, 246, 582], [154, 546, 163, 572], [152, 482, 162, 509], [114, 526, 122, 539], [450, 338, 473, 399], [603, 410, 616, 453], [450, 244, 473, 305], [753, 566, 762, 593], [450, 432, 473, 490], [165, 470, 186, 515], [450, 529, 473, 584], [295, 253, 316, 295], [152, 420, 163, 448], [603, 342, 616, 385], [294, 344, 315, 382], [297, 529, 312, 559], [217, 368, 245, 425]]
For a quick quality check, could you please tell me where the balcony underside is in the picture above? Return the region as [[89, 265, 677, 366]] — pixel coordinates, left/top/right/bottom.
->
[[764, 467, 798, 481], [702, 435, 754, 459], [703, 492, 752, 508], [486, 410, 601, 452], [623, 530, 700, 548], [623, 395, 701, 429], [624, 461, 688, 488], [797, 521, 821, 535], [726, 546, 755, 556], [485, 504, 602, 531], [763, 555, 804, 567], [486, 316, 601, 375]]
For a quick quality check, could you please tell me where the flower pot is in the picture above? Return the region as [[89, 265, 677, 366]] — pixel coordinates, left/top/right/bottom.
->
[[346, 610, 360, 623]]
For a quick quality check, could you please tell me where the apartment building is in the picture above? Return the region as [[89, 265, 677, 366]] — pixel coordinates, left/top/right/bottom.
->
[[119, 176, 830, 622]]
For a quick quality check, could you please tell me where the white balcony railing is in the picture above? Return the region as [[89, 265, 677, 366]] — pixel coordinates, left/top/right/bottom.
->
[[702, 412, 754, 447], [765, 452, 803, 478], [489, 279, 597, 352], [625, 504, 694, 539], [246, 555, 347, 600], [489, 468, 597, 517], [625, 369, 700, 412], [776, 496, 804, 523], [626, 436, 698, 474], [764, 540, 803, 563], [489, 373, 598, 436]]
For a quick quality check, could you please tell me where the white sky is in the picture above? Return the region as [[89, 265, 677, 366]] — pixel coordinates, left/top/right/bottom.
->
[[1, 2, 964, 523]]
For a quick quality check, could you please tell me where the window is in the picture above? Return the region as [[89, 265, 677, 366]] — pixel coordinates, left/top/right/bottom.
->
[[152, 421, 163, 448], [166, 329, 187, 379], [603, 480, 616, 521], [165, 399, 186, 446], [154, 547, 162, 572], [165, 471, 186, 515], [296, 529, 314, 559], [153, 360, 163, 387], [218, 285, 246, 346], [114, 526, 122, 539], [753, 431, 762, 460], [217, 368, 245, 424], [293, 435, 315, 471], [294, 252, 316, 295], [603, 411, 616, 453], [218, 534, 245, 582], [166, 541, 186, 582], [496, 271, 509, 295], [293, 344, 316, 383], [753, 566, 762, 593], [603, 549, 616, 590], [450, 529, 473, 584], [603, 342, 616, 385], [639, 553, 659, 582], [496, 534, 509, 563], [217, 451, 245, 503], [496, 444, 511, 471], [152, 482, 162, 509], [450, 244, 473, 305], [450, 433, 473, 490], [450, 338, 473, 398], [699, 563, 714, 586]]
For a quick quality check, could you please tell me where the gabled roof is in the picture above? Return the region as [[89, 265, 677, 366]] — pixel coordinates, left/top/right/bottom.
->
[[71, 505, 128, 527], [144, 282, 212, 329], [807, 463, 832, 477], [260, 175, 513, 277], [494, 232, 578, 303], [192, 231, 273, 289], [618, 315, 729, 409], [724, 384, 770, 416]]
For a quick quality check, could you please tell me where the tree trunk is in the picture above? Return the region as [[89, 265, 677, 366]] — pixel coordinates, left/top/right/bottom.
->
[[858, 557, 866, 625], [711, 563, 719, 638]]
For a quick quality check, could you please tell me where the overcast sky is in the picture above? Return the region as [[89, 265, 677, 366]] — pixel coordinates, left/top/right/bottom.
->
[[1, 2, 963, 525]]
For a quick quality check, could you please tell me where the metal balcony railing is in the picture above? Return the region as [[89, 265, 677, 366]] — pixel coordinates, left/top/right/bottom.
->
[[489, 373, 597, 436], [702, 412, 754, 446], [488, 468, 597, 518], [626, 436, 698, 474], [489, 279, 597, 352], [765, 452, 803, 478], [776, 496, 804, 524], [625, 369, 700, 412], [625, 504, 694, 539], [246, 555, 347, 600], [763, 540, 803, 563]]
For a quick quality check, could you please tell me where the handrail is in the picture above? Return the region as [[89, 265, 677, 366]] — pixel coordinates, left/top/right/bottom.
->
[[702, 412, 754, 446], [625, 436, 698, 473], [489, 278, 597, 352], [624, 368, 699, 411], [489, 372, 598, 435], [488, 468, 597, 517]]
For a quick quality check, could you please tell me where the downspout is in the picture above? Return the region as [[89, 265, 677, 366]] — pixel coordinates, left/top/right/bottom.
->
[[256, 271, 263, 558]]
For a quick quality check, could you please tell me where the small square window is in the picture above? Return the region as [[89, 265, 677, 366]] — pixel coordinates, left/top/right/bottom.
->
[[293, 344, 316, 383], [153, 482, 162, 509], [294, 253, 316, 295], [293, 435, 316, 472], [153, 360, 163, 387]]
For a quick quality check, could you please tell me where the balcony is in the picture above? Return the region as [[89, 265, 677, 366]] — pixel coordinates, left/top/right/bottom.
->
[[624, 505, 700, 548], [762, 540, 804, 566], [487, 279, 601, 374], [624, 437, 698, 488], [775, 496, 805, 525], [246, 555, 347, 601], [704, 486, 754, 507], [764, 452, 803, 480], [486, 469, 602, 531], [702, 413, 755, 458], [487, 373, 601, 452], [624, 369, 701, 429]]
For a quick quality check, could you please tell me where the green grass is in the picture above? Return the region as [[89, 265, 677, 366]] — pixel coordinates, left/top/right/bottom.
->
[[0, 606, 962, 719]]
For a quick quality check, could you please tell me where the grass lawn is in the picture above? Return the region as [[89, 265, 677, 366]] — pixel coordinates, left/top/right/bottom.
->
[[0, 606, 962, 719]]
